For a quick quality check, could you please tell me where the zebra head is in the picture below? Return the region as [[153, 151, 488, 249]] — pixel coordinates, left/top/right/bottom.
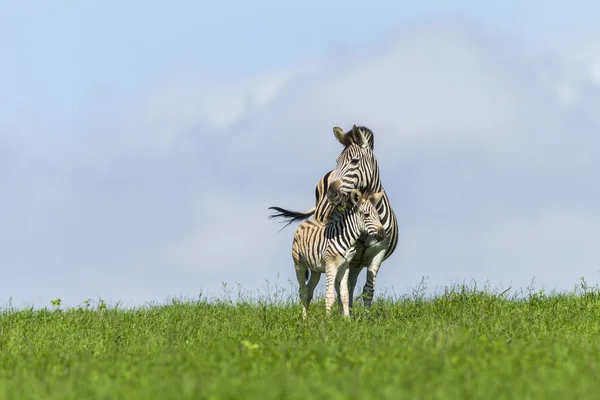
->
[[349, 189, 386, 241], [327, 125, 379, 207], [332, 124, 375, 150]]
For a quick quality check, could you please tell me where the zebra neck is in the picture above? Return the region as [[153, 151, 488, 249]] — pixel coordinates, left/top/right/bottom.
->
[[368, 167, 383, 193], [326, 209, 361, 243], [368, 180, 383, 194]]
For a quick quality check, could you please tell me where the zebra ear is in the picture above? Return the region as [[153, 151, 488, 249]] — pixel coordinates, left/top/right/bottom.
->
[[369, 191, 383, 205], [350, 189, 362, 205], [352, 125, 369, 148], [333, 126, 350, 146]]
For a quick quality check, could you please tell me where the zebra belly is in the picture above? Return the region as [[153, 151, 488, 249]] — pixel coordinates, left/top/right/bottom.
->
[[299, 255, 326, 273], [298, 242, 329, 273], [321, 244, 355, 271]]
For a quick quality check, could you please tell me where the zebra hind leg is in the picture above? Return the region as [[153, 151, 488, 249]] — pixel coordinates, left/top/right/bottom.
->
[[347, 266, 362, 312], [306, 271, 321, 312], [334, 277, 343, 310], [295, 264, 310, 320]]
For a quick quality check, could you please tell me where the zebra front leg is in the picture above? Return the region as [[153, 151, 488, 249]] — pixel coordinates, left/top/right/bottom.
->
[[324, 261, 339, 316], [338, 262, 351, 318], [361, 249, 387, 310], [295, 264, 310, 320]]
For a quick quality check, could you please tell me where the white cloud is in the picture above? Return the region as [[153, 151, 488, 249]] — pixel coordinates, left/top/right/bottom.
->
[[4, 23, 600, 307], [106, 67, 308, 160]]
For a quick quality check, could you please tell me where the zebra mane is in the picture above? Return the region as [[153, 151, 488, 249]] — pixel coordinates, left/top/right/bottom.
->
[[345, 125, 375, 150]]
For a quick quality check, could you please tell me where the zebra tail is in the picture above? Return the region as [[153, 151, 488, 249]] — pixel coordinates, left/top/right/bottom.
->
[[267, 206, 316, 230]]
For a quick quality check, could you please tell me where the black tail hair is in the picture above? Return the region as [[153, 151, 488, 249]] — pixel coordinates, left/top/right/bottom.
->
[[305, 269, 309, 283], [267, 206, 316, 231]]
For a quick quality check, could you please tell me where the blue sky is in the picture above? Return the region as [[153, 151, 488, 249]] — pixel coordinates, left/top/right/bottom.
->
[[3, 1, 600, 308]]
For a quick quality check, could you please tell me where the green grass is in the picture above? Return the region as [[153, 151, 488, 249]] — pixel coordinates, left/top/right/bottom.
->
[[2, 280, 600, 399]]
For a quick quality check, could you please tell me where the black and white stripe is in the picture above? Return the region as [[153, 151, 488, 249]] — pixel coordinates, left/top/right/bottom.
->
[[291, 189, 386, 318], [268, 125, 399, 311]]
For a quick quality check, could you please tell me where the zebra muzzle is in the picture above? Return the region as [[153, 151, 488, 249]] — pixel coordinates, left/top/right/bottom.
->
[[375, 226, 386, 240]]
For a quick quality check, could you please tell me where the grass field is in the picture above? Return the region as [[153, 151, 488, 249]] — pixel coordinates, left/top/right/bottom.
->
[[2, 280, 600, 399]]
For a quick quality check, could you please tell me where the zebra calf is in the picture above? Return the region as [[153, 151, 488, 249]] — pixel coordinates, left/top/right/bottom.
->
[[292, 189, 386, 319]]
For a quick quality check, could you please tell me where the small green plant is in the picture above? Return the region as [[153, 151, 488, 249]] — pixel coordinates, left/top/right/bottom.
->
[[241, 339, 260, 352]]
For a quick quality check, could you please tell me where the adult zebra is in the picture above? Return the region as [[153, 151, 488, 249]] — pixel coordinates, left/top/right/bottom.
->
[[269, 125, 399, 310], [292, 189, 386, 319]]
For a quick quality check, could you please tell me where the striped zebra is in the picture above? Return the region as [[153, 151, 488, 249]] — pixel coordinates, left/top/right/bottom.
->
[[291, 189, 386, 319], [269, 125, 399, 310]]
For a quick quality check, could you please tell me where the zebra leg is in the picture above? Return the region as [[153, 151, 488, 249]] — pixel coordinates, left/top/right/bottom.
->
[[324, 261, 338, 316], [295, 264, 310, 320], [361, 249, 387, 310], [338, 262, 351, 318], [347, 266, 361, 310], [306, 271, 321, 308], [335, 277, 342, 310]]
